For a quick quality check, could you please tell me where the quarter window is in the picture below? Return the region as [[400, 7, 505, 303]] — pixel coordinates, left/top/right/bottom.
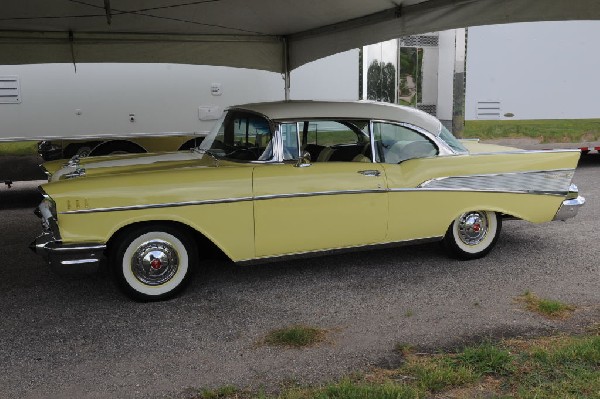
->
[[372, 122, 437, 163]]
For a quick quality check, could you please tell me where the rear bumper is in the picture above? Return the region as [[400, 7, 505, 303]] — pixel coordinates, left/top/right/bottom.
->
[[30, 231, 106, 274], [553, 196, 585, 221]]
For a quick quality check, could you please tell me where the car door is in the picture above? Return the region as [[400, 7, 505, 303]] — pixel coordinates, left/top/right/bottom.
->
[[372, 121, 447, 243], [253, 120, 388, 258]]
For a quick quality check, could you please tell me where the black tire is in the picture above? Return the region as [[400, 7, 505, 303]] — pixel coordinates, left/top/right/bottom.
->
[[89, 140, 146, 156], [443, 210, 502, 260], [110, 225, 198, 301]]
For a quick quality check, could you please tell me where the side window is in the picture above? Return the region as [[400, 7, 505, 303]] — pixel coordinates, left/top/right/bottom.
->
[[300, 120, 371, 163], [372, 122, 437, 164], [213, 111, 273, 161]]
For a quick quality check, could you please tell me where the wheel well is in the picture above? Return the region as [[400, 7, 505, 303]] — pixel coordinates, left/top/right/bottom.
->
[[106, 221, 226, 260], [178, 137, 205, 151], [89, 140, 147, 156]]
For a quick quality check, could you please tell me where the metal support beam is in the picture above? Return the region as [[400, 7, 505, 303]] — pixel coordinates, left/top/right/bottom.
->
[[283, 37, 290, 100], [104, 0, 112, 25]]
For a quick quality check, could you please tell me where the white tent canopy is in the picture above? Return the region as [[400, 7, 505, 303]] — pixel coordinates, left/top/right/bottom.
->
[[2, 0, 600, 73]]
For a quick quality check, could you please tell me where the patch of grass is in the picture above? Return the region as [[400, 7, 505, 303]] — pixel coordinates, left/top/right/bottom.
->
[[402, 356, 476, 392], [0, 141, 38, 156], [517, 291, 575, 319], [196, 385, 241, 399], [456, 342, 515, 376], [191, 332, 600, 399], [463, 118, 600, 143], [301, 379, 422, 399], [404, 310, 414, 317], [264, 325, 326, 348]]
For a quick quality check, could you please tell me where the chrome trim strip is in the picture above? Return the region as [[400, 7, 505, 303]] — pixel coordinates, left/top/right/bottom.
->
[[388, 187, 568, 196], [236, 236, 443, 265], [459, 149, 581, 156], [61, 197, 253, 214], [253, 189, 386, 201], [418, 169, 575, 194], [60, 180, 573, 215]]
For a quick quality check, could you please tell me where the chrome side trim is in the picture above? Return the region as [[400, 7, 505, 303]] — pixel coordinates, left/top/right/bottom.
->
[[236, 236, 443, 265], [388, 187, 568, 196], [418, 169, 575, 194], [253, 189, 386, 201], [60, 181, 574, 215], [60, 196, 254, 214]]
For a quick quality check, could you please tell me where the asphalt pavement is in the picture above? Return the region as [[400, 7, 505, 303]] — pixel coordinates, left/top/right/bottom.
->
[[1, 156, 599, 399]]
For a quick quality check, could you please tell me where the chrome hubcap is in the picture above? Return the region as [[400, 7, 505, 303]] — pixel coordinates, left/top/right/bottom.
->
[[458, 212, 488, 245], [131, 239, 179, 286]]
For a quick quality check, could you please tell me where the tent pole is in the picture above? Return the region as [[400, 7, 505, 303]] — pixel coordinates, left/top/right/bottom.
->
[[283, 37, 290, 101]]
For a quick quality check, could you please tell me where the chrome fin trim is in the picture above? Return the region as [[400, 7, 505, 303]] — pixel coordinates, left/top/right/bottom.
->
[[418, 169, 575, 194]]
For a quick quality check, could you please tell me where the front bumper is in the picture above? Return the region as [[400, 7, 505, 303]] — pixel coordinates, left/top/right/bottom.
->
[[30, 231, 106, 274]]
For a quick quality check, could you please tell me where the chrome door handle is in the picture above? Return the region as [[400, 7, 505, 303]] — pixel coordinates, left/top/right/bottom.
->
[[358, 170, 380, 177]]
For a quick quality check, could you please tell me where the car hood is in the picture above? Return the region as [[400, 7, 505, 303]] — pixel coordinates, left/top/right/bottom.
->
[[46, 151, 217, 181]]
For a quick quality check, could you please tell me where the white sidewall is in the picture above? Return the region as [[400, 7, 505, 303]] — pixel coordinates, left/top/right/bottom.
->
[[452, 211, 498, 254], [122, 231, 189, 296]]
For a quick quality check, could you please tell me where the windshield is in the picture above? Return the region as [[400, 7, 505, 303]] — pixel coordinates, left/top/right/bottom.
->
[[197, 110, 274, 161], [439, 125, 468, 154]]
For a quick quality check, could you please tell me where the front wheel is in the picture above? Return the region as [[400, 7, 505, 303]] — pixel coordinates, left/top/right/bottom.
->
[[443, 210, 502, 260], [111, 225, 197, 301]]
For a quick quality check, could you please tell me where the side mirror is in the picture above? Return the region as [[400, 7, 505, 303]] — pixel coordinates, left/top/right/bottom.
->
[[294, 151, 312, 168]]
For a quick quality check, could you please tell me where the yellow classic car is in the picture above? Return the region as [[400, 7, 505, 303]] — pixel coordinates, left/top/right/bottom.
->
[[31, 101, 585, 301]]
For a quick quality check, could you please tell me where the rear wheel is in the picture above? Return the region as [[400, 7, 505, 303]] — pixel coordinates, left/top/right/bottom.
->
[[111, 225, 197, 301], [443, 210, 501, 260]]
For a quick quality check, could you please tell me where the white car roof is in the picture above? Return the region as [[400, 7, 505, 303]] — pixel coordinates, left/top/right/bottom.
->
[[231, 101, 443, 135]]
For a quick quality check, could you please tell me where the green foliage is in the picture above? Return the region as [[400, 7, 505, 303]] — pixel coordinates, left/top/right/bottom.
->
[[309, 379, 422, 399], [464, 119, 600, 143], [402, 357, 476, 392], [513, 336, 600, 398], [366, 60, 396, 103], [0, 141, 38, 156], [457, 342, 515, 376], [264, 325, 326, 348], [519, 291, 574, 318]]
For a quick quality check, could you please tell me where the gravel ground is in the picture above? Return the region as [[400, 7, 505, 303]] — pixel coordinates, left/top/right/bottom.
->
[[0, 156, 599, 399]]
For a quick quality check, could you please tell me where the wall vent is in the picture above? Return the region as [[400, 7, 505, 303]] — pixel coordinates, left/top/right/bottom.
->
[[0, 76, 21, 104], [476, 100, 501, 119]]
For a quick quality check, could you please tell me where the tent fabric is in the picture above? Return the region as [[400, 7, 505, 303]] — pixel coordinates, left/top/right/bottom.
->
[[1, 0, 600, 72]]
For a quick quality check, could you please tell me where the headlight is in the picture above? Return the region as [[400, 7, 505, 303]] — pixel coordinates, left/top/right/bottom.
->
[[39, 195, 57, 221]]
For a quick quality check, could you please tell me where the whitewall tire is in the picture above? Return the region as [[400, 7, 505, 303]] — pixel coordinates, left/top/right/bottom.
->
[[112, 225, 197, 301], [443, 210, 501, 260]]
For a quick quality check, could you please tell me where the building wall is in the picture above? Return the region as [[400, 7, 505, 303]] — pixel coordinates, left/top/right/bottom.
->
[[466, 21, 600, 120]]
